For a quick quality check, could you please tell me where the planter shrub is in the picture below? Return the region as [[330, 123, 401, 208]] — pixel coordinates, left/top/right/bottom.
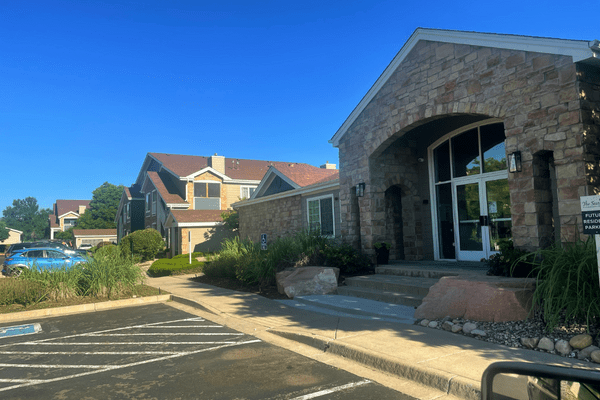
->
[[119, 229, 166, 261], [148, 257, 204, 277]]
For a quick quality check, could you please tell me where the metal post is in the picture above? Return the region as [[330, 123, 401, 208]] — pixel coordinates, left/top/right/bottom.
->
[[188, 230, 192, 265]]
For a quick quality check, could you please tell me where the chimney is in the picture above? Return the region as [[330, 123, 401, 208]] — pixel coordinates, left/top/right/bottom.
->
[[320, 161, 336, 170], [209, 153, 225, 174], [78, 205, 87, 215]]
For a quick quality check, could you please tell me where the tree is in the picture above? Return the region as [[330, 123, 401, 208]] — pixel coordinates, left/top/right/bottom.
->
[[76, 182, 124, 229], [2, 197, 51, 240], [0, 220, 9, 242]]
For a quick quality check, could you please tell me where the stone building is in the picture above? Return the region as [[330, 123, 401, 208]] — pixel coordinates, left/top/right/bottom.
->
[[329, 28, 600, 262]]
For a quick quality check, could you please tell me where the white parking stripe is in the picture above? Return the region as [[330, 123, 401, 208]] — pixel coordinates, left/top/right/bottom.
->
[[11, 341, 245, 345], [289, 380, 372, 399], [85, 332, 243, 336], [0, 351, 182, 355], [0, 316, 208, 348], [0, 340, 262, 392]]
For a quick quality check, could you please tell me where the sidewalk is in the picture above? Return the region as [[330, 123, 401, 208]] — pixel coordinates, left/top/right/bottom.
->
[[145, 274, 595, 400]]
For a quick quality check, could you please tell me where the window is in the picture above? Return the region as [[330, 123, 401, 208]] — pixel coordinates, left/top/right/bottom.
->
[[63, 218, 77, 228], [146, 193, 151, 214], [194, 182, 221, 210], [152, 191, 157, 215], [240, 186, 256, 200], [126, 203, 130, 220], [307, 195, 334, 237]]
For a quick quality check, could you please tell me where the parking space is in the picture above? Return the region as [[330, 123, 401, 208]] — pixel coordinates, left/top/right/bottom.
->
[[0, 304, 406, 399]]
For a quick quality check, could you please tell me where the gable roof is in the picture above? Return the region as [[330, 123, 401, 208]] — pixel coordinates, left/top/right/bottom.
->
[[139, 152, 321, 183], [252, 164, 339, 199], [54, 200, 91, 218], [329, 28, 600, 147], [146, 171, 187, 205]]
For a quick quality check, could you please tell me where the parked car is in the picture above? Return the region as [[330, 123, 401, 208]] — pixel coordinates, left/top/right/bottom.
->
[[28, 241, 79, 256], [5, 242, 36, 258], [2, 247, 88, 276], [79, 243, 93, 250]]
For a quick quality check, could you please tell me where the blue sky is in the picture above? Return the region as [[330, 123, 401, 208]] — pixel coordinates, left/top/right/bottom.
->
[[1, 0, 597, 213]]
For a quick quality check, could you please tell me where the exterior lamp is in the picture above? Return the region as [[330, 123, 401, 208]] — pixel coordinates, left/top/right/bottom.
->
[[507, 151, 522, 173], [356, 183, 365, 197]]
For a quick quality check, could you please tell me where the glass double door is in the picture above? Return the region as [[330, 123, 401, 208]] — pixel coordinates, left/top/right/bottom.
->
[[454, 176, 511, 261]]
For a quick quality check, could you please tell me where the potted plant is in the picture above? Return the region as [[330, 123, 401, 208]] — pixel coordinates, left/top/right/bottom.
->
[[374, 242, 390, 265]]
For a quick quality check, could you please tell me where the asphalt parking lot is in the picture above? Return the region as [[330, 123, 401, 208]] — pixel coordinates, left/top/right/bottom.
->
[[0, 303, 408, 399]]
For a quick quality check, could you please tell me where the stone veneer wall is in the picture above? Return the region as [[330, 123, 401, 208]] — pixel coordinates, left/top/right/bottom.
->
[[338, 39, 596, 257], [578, 63, 600, 194], [238, 195, 303, 243]]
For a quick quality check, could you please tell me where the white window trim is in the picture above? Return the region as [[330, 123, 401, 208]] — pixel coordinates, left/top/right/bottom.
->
[[240, 185, 257, 200], [193, 181, 222, 210], [306, 194, 335, 238], [126, 203, 130, 221]]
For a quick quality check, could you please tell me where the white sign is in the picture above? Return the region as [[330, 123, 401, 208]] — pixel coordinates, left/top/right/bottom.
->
[[581, 195, 600, 212], [580, 195, 600, 288]]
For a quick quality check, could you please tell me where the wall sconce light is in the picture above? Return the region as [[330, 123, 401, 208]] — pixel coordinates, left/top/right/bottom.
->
[[507, 151, 522, 173], [356, 183, 365, 197]]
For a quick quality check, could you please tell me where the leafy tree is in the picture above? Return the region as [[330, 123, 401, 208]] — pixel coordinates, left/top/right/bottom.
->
[[119, 229, 166, 261], [76, 182, 124, 229], [0, 220, 9, 242], [55, 227, 74, 241], [221, 211, 239, 233], [2, 197, 51, 240]]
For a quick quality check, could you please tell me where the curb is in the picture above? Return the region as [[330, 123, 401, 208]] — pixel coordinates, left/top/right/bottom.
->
[[0, 295, 173, 324], [268, 329, 481, 400]]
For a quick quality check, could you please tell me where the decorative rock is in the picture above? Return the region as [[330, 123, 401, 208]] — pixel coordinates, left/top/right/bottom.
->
[[577, 345, 599, 360], [555, 340, 572, 356], [521, 338, 540, 349], [591, 350, 600, 363], [537, 337, 554, 352], [471, 329, 487, 336], [428, 321, 439, 328], [414, 276, 535, 322], [570, 334, 593, 350], [463, 322, 478, 334], [442, 321, 454, 331], [441, 316, 452, 322], [419, 319, 430, 327], [452, 324, 463, 333], [276, 267, 340, 299]]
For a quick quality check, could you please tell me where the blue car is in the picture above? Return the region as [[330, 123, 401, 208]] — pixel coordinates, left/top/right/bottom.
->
[[2, 247, 88, 276]]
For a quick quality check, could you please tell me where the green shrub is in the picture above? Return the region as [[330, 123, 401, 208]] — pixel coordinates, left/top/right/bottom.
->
[[321, 243, 372, 275], [148, 257, 204, 277], [484, 239, 532, 277], [79, 249, 144, 298], [529, 237, 600, 331], [119, 229, 166, 261]]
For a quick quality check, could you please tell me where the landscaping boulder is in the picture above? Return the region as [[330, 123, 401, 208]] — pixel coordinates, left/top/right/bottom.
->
[[276, 267, 340, 299], [414, 275, 535, 322]]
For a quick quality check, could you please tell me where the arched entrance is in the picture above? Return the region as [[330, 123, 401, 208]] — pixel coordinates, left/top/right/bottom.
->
[[428, 121, 511, 261]]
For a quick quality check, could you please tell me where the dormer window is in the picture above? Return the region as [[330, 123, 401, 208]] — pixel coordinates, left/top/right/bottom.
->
[[194, 182, 221, 210]]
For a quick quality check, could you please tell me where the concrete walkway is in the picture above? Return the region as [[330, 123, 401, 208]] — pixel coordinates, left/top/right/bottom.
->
[[145, 274, 596, 400]]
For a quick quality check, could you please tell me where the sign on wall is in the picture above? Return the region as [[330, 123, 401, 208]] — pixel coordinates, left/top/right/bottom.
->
[[580, 195, 600, 288], [261, 234, 267, 250], [581, 195, 600, 235]]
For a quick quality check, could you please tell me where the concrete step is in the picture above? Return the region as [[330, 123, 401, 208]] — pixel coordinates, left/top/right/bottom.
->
[[337, 286, 424, 308], [343, 274, 438, 297], [376, 265, 461, 278], [277, 295, 415, 324]]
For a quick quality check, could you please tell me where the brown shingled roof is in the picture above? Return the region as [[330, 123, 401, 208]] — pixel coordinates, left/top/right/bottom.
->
[[55, 200, 91, 217], [170, 210, 226, 224], [148, 152, 326, 181], [147, 171, 186, 204], [273, 164, 339, 187], [72, 229, 117, 236]]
